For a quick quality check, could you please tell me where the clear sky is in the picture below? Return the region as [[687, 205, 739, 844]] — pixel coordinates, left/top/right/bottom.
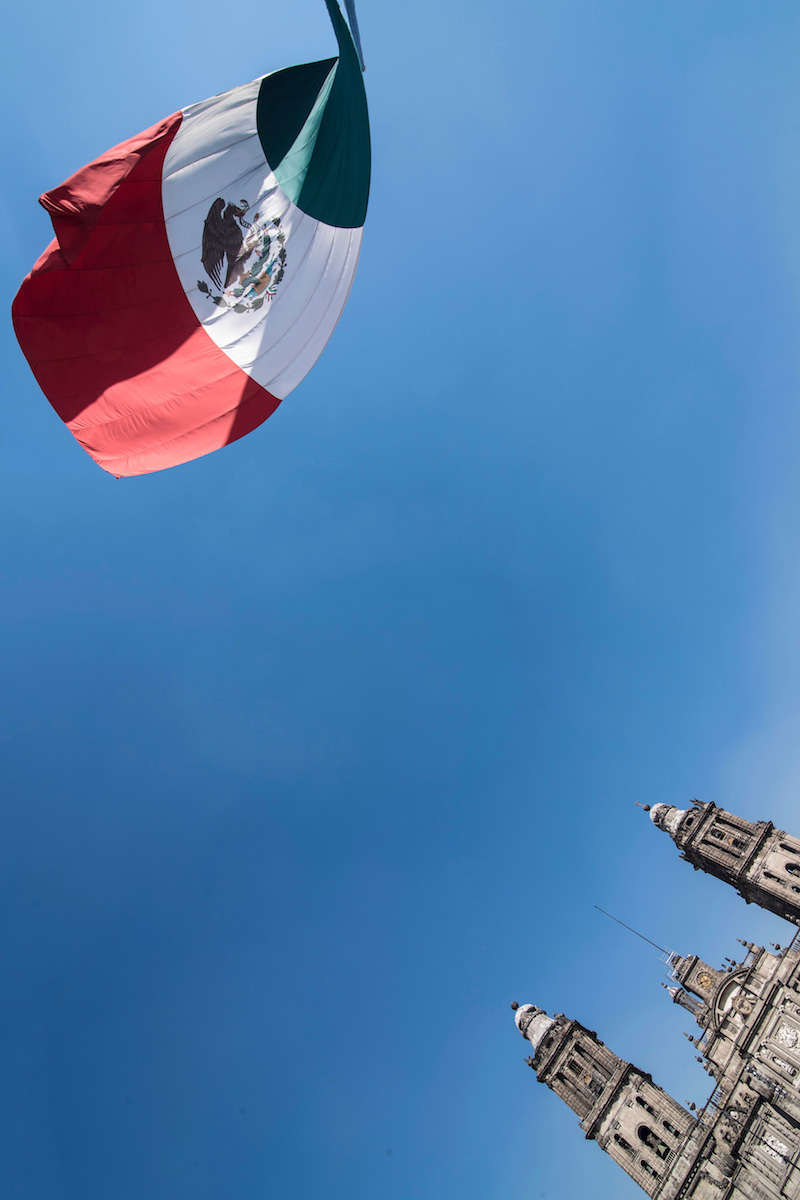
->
[[3, 2, 800, 1198]]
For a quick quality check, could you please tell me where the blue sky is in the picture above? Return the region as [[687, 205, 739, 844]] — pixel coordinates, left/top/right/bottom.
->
[[3, 2, 800, 1198]]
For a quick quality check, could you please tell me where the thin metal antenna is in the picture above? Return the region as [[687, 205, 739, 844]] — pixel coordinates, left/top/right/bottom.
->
[[593, 906, 670, 955]]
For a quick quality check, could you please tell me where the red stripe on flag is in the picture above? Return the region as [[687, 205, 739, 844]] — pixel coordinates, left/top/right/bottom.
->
[[13, 113, 282, 477]]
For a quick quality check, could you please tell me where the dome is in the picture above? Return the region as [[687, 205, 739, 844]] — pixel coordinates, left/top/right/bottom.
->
[[514, 1004, 556, 1051], [649, 803, 689, 837]]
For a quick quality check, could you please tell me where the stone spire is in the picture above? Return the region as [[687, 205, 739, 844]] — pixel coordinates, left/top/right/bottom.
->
[[510, 1002, 695, 1196], [641, 800, 800, 927]]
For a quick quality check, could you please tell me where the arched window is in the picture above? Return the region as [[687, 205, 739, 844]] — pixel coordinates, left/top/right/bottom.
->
[[614, 1134, 633, 1155], [785, 862, 800, 878], [635, 1097, 656, 1117], [637, 1125, 670, 1160], [641, 1162, 661, 1179], [663, 1119, 680, 1137]]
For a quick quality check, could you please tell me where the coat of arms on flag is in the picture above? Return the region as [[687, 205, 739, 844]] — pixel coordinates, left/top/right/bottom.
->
[[198, 199, 287, 313]]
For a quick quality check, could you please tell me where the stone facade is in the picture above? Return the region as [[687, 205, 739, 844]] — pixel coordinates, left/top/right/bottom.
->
[[513, 803, 800, 1198], [664, 936, 800, 1198]]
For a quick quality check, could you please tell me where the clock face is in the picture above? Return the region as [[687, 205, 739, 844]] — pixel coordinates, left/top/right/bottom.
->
[[697, 972, 713, 989]]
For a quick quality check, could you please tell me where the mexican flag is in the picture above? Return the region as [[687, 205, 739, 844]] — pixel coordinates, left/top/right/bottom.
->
[[12, 0, 369, 477]]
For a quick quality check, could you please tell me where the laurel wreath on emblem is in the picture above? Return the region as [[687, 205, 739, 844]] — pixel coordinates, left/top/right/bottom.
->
[[197, 199, 287, 314]]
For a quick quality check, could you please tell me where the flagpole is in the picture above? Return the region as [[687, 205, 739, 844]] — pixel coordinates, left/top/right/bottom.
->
[[343, 0, 366, 71]]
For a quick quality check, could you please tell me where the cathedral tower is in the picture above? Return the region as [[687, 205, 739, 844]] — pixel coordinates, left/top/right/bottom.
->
[[512, 1003, 696, 1195], [512, 803, 800, 1196], [514, 934, 800, 1198], [645, 801, 800, 926]]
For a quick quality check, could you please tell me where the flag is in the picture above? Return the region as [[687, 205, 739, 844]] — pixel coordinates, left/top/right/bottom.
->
[[12, 0, 369, 477]]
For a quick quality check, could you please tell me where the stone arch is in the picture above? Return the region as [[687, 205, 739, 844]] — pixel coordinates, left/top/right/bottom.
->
[[637, 1125, 670, 1160]]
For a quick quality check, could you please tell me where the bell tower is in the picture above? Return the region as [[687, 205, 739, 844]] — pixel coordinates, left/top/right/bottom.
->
[[512, 1003, 696, 1196], [645, 801, 800, 926]]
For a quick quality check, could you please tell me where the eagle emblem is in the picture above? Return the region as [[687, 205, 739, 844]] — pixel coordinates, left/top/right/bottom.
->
[[197, 197, 287, 313]]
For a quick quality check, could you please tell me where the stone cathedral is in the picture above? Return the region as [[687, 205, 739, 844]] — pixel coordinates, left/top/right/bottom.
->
[[512, 800, 800, 1198]]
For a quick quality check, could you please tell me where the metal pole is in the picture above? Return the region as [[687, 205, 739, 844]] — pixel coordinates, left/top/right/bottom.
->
[[343, 0, 366, 71], [593, 905, 670, 955]]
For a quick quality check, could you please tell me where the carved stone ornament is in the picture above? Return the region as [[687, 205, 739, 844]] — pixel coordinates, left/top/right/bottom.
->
[[776, 1023, 799, 1050]]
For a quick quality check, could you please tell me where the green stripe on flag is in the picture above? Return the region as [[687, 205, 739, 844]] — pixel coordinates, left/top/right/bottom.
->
[[257, 59, 337, 175], [256, 0, 370, 228]]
